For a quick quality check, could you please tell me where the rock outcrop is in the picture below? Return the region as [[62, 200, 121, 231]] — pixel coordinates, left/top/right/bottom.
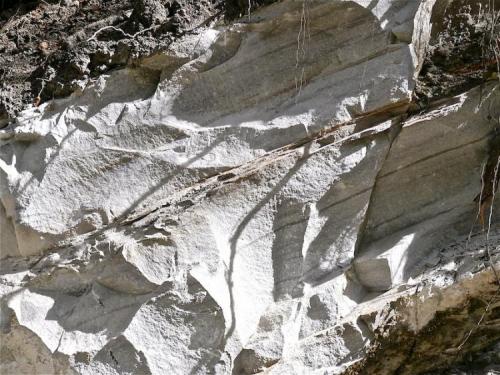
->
[[0, 0, 499, 374]]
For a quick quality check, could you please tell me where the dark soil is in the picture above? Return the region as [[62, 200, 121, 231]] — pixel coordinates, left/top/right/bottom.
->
[[415, 0, 500, 103], [342, 292, 500, 375], [0, 0, 278, 123]]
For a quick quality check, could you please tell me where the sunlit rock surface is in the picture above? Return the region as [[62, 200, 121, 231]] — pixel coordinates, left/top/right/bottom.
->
[[1, 0, 499, 374]]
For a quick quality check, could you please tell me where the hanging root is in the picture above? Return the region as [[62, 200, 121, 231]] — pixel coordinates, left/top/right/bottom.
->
[[474, 130, 500, 234], [294, 0, 310, 100], [453, 152, 499, 353], [485, 154, 500, 286], [458, 135, 500, 354], [453, 289, 499, 354], [467, 163, 487, 250], [481, 0, 500, 80]]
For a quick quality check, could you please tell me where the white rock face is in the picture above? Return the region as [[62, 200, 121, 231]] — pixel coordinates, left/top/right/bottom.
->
[[0, 0, 499, 374], [0, 0, 433, 257]]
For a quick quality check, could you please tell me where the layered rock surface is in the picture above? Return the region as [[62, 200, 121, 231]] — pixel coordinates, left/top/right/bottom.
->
[[0, 0, 499, 374]]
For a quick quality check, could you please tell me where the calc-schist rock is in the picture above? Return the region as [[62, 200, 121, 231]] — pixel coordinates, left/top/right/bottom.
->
[[0, 0, 499, 374]]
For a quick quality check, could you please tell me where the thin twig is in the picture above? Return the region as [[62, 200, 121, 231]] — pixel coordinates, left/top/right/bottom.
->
[[295, 0, 309, 101], [455, 291, 498, 353], [87, 24, 157, 42], [486, 155, 500, 286], [466, 162, 486, 250]]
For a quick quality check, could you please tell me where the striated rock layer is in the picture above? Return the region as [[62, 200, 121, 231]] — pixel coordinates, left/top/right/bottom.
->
[[0, 0, 499, 374]]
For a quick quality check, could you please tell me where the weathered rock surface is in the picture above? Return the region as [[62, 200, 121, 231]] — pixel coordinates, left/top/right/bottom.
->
[[0, 0, 499, 374]]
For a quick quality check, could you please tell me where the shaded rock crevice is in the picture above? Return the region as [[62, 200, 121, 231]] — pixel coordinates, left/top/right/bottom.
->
[[1, 1, 500, 374]]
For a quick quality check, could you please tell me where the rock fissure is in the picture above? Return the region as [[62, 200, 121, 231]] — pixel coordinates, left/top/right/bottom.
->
[[1, 0, 500, 374]]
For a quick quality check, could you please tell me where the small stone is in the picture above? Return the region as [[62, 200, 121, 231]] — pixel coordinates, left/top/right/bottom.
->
[[38, 41, 49, 50]]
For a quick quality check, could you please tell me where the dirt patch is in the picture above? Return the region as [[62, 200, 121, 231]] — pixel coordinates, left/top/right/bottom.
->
[[343, 291, 500, 375], [427, 340, 500, 375], [0, 0, 230, 123], [415, 0, 500, 103]]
